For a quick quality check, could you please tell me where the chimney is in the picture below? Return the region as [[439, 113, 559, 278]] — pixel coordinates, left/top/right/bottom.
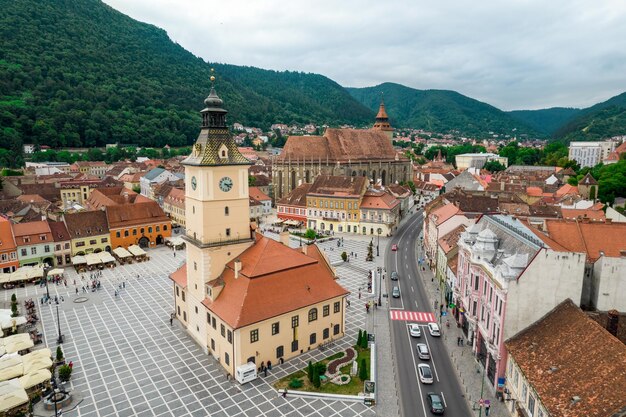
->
[[279, 229, 290, 246], [605, 218, 613, 225], [607, 309, 619, 337], [234, 259, 242, 279]]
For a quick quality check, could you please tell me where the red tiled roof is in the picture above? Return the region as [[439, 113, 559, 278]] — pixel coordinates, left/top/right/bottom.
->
[[105, 201, 169, 229], [526, 186, 543, 197], [505, 299, 626, 417], [360, 190, 399, 210], [560, 209, 606, 221], [64, 211, 109, 238], [47, 221, 70, 242], [438, 224, 466, 254], [16, 194, 48, 204], [202, 236, 348, 329], [431, 203, 461, 226], [277, 183, 312, 207], [555, 183, 578, 197], [0, 217, 17, 251], [308, 175, 367, 198], [249, 187, 271, 202], [11, 220, 52, 244], [169, 264, 187, 288]]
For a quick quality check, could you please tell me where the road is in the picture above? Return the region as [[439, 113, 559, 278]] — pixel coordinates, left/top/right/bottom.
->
[[383, 210, 472, 417]]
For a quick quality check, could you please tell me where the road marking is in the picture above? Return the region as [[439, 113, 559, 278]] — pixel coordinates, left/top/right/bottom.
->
[[390, 310, 436, 322], [411, 286, 414, 292], [440, 391, 447, 408], [423, 333, 440, 383], [405, 323, 429, 416]]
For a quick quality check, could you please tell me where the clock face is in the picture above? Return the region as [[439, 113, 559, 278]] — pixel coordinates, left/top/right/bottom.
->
[[191, 176, 197, 190], [219, 176, 233, 192]]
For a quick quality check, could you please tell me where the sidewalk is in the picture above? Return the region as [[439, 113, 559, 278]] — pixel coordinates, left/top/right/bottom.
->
[[415, 234, 508, 417]]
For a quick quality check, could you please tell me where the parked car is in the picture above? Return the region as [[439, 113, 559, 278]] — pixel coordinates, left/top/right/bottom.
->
[[428, 322, 441, 337], [416, 343, 430, 360], [409, 324, 421, 337], [427, 392, 445, 414], [392, 286, 400, 298], [391, 271, 399, 281], [391, 244, 398, 251], [418, 363, 433, 384]]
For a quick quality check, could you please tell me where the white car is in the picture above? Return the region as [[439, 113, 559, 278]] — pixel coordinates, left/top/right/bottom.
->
[[409, 324, 421, 337], [418, 363, 433, 384], [428, 322, 441, 337]]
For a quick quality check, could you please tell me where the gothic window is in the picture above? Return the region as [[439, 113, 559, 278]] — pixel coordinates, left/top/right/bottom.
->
[[352, 171, 357, 176], [381, 170, 387, 185], [291, 170, 296, 189], [305, 170, 310, 183]]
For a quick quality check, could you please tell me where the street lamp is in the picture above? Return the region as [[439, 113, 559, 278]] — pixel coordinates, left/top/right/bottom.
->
[[56, 304, 63, 344], [376, 228, 381, 257], [43, 264, 51, 300], [377, 267, 382, 307]]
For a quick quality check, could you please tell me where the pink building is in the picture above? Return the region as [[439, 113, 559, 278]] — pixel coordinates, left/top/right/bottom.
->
[[453, 214, 585, 392]]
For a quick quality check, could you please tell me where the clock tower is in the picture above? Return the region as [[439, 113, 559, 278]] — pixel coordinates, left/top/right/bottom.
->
[[181, 76, 253, 349]]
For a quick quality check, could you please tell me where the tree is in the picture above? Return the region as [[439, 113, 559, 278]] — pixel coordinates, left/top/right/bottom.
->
[[483, 160, 506, 173], [307, 360, 314, 382], [357, 329, 363, 347], [341, 251, 348, 262], [589, 185, 597, 200], [304, 229, 317, 240], [359, 358, 368, 381], [56, 346, 64, 361], [361, 330, 368, 348], [248, 176, 257, 186], [58, 364, 73, 382], [312, 365, 321, 388]]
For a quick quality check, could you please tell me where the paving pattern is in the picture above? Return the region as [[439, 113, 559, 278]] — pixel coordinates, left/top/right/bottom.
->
[[5, 235, 384, 417]]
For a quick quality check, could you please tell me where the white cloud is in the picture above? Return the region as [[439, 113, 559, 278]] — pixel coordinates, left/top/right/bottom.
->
[[103, 0, 626, 110]]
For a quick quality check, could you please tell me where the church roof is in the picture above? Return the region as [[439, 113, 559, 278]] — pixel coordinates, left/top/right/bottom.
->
[[202, 235, 348, 329], [579, 173, 598, 186], [376, 101, 389, 120], [279, 128, 401, 162]]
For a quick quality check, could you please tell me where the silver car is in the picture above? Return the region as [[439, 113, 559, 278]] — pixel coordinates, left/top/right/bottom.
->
[[392, 286, 400, 298], [418, 363, 433, 384], [416, 343, 430, 360]]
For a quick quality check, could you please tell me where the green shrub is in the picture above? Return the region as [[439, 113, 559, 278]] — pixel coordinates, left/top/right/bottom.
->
[[11, 294, 17, 303], [357, 329, 362, 347], [288, 378, 303, 389], [361, 330, 368, 348], [341, 251, 347, 262], [56, 346, 63, 361], [359, 358, 368, 381], [307, 360, 313, 382], [11, 303, 18, 317], [312, 366, 320, 388], [315, 362, 327, 376], [304, 228, 317, 240], [58, 364, 72, 382]]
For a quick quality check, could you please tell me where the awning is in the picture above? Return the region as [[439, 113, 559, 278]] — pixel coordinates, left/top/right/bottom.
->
[[112, 247, 132, 258], [85, 253, 102, 266], [21, 351, 51, 374], [0, 379, 29, 412], [19, 369, 51, 390], [71, 255, 87, 265], [2, 335, 33, 355], [0, 316, 26, 331], [98, 252, 116, 264], [165, 236, 185, 247], [128, 245, 147, 256], [48, 268, 64, 276]]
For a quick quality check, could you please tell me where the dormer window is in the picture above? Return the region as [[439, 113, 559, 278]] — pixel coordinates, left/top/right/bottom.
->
[[218, 144, 228, 159]]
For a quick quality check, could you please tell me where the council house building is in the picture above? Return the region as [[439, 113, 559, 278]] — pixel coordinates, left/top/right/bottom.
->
[[170, 80, 349, 377]]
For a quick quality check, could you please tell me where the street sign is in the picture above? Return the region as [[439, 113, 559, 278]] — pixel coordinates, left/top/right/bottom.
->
[[441, 311, 447, 316]]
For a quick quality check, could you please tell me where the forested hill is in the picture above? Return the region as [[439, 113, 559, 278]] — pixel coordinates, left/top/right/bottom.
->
[[347, 83, 541, 138], [508, 107, 581, 136], [0, 0, 373, 161], [552, 92, 626, 143]]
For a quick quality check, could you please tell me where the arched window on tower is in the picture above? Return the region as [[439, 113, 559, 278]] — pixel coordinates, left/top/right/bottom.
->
[[291, 170, 296, 190], [305, 170, 310, 183], [372, 170, 377, 183], [381, 170, 387, 185], [352, 171, 357, 177]]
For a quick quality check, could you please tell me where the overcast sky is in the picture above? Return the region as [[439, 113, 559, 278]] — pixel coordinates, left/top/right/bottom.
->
[[103, 0, 626, 110]]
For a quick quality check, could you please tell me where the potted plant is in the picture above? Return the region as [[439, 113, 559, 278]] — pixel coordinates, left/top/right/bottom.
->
[[58, 364, 72, 382], [56, 346, 64, 364]]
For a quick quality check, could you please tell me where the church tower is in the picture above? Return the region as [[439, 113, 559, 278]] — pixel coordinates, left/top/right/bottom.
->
[[182, 75, 254, 349], [372, 94, 394, 140]]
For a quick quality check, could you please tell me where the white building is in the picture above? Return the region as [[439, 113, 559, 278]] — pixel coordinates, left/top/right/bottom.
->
[[455, 153, 508, 170], [139, 168, 182, 198], [568, 140, 616, 168]]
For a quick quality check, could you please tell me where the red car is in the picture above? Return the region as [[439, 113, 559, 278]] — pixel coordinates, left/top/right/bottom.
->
[[391, 244, 398, 251]]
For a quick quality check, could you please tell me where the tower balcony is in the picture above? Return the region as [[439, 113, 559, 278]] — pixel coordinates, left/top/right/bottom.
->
[[183, 234, 253, 249]]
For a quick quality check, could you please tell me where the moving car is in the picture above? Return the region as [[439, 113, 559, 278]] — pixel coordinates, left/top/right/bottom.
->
[[427, 392, 445, 414], [418, 363, 433, 384], [428, 322, 441, 337], [416, 343, 430, 360], [409, 324, 421, 337], [392, 286, 400, 298], [391, 244, 398, 251], [390, 271, 398, 281]]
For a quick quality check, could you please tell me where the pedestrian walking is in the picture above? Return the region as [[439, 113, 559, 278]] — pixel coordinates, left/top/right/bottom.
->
[[282, 390, 287, 398], [114, 290, 118, 297], [123, 281, 125, 288], [75, 287, 79, 295], [170, 315, 173, 326]]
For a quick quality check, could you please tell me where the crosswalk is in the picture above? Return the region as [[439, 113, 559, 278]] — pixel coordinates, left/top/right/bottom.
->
[[390, 310, 435, 322]]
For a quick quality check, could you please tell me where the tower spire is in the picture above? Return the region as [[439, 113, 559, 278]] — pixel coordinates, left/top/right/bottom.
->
[[372, 92, 393, 139]]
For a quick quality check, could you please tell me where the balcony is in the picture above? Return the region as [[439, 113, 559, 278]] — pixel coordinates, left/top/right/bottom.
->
[[182, 234, 253, 249]]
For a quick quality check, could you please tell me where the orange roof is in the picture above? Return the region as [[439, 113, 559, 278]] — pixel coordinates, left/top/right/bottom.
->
[[431, 203, 461, 226], [526, 186, 543, 197], [249, 186, 271, 202], [360, 190, 399, 210], [169, 264, 187, 288], [11, 221, 52, 244], [105, 201, 169, 229], [437, 224, 466, 254], [0, 217, 17, 251], [505, 299, 626, 417], [555, 183, 578, 197], [560, 209, 606, 221], [538, 219, 626, 261], [376, 101, 389, 119], [615, 141, 626, 154], [202, 236, 348, 329], [16, 194, 48, 204]]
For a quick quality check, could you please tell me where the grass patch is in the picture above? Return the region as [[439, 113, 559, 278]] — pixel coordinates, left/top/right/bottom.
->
[[274, 346, 371, 395]]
